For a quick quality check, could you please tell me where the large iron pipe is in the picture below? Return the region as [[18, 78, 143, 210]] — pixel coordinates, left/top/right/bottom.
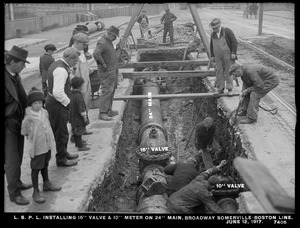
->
[[136, 81, 171, 213]]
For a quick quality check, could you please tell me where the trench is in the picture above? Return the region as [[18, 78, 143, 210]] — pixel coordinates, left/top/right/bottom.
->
[[87, 50, 250, 213]]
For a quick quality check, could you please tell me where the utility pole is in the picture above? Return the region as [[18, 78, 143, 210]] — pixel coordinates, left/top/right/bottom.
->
[[9, 3, 14, 21], [258, 3, 264, 35]]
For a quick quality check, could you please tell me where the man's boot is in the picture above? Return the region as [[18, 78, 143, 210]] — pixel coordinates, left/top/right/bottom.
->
[[43, 180, 62, 191], [32, 188, 46, 204]]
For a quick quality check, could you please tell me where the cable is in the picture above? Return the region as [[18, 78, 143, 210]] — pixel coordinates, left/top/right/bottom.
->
[[259, 104, 278, 115]]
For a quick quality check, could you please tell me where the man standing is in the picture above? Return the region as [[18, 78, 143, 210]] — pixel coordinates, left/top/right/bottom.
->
[[93, 25, 120, 121], [137, 10, 149, 38], [5, 46, 32, 205], [160, 9, 177, 45], [209, 18, 238, 96], [228, 63, 280, 124], [71, 33, 93, 115], [46, 47, 80, 167], [39, 44, 56, 98]]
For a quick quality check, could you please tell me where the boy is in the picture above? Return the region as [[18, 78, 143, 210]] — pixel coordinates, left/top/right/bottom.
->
[[21, 87, 62, 204], [69, 77, 91, 151], [39, 44, 56, 98]]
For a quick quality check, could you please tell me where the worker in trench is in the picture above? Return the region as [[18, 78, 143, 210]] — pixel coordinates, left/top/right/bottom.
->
[[166, 160, 227, 214], [194, 116, 216, 157], [164, 156, 200, 197], [228, 63, 280, 124]]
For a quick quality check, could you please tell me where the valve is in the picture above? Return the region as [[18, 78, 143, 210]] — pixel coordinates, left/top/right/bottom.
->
[[149, 126, 158, 138]]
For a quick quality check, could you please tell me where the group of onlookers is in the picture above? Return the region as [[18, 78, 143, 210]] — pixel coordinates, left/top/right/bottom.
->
[[5, 24, 121, 206]]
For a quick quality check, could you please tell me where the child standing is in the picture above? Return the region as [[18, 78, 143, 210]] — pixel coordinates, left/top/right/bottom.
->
[[69, 77, 91, 151], [39, 44, 56, 98], [21, 87, 62, 204]]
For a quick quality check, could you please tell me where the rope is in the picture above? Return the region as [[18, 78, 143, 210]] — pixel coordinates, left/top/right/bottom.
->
[[259, 104, 278, 115]]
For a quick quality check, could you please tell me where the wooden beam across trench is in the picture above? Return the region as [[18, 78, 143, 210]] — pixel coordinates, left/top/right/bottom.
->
[[114, 92, 239, 100], [119, 59, 209, 69], [121, 69, 215, 79]]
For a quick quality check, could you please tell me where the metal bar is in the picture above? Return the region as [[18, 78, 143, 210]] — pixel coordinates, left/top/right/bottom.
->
[[114, 92, 240, 100], [122, 70, 216, 79], [119, 59, 209, 69]]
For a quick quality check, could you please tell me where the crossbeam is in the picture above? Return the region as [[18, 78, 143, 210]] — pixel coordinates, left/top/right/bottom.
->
[[121, 70, 215, 79], [113, 92, 239, 100], [119, 59, 209, 69]]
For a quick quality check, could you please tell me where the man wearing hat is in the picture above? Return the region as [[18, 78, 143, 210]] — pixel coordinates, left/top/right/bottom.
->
[[46, 47, 80, 167], [39, 44, 57, 98], [161, 9, 177, 45], [5, 46, 32, 205], [209, 18, 238, 96], [71, 33, 94, 136], [93, 25, 120, 121], [69, 25, 92, 60], [228, 63, 280, 124], [137, 10, 149, 38]]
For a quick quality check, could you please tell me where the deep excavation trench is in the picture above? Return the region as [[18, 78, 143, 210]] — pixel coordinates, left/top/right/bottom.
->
[[87, 51, 250, 213]]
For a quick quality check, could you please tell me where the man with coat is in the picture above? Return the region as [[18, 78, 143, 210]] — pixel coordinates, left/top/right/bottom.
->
[[46, 47, 80, 167], [5, 46, 33, 205], [194, 116, 215, 155], [39, 44, 56, 98], [164, 157, 199, 197], [93, 25, 120, 121], [228, 63, 280, 124], [160, 9, 177, 45], [167, 160, 227, 214], [209, 18, 238, 96]]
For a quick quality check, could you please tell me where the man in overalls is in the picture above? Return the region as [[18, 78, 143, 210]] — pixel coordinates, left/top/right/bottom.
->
[[209, 18, 238, 96], [161, 9, 177, 45]]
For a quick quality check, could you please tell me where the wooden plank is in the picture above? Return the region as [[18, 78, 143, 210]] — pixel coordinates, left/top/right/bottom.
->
[[128, 41, 190, 49], [121, 70, 216, 79], [119, 60, 209, 69], [188, 4, 211, 58], [233, 157, 295, 213], [114, 92, 239, 100]]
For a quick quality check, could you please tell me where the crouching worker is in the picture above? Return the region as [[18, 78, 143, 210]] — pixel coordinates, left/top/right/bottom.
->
[[167, 160, 227, 214], [69, 77, 91, 151], [164, 157, 199, 197], [21, 87, 62, 204], [194, 117, 215, 155], [229, 63, 280, 124]]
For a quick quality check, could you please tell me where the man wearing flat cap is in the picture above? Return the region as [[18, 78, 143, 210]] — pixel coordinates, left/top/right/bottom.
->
[[228, 63, 280, 124], [5, 46, 33, 205], [93, 25, 120, 121], [209, 18, 238, 96], [39, 44, 57, 98], [69, 25, 92, 60], [71, 33, 94, 135]]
